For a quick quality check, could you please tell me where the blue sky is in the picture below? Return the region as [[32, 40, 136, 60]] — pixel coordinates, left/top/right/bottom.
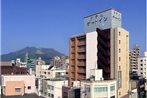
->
[[2, 0, 146, 56]]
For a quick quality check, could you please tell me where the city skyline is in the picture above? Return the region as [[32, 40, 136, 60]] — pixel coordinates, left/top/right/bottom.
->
[[2, 0, 146, 56]]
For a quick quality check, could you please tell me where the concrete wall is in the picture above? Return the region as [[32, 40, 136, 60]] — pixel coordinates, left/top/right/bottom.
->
[[4, 81, 24, 96], [86, 31, 98, 79]]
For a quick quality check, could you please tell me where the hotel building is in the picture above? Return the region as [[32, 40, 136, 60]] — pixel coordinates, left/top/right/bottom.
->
[[69, 8, 129, 98]]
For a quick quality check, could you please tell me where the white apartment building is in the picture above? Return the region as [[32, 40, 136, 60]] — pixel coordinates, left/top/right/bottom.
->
[[35, 64, 50, 78], [81, 69, 116, 98], [36, 65, 66, 79], [138, 52, 147, 79], [41, 78, 68, 98]]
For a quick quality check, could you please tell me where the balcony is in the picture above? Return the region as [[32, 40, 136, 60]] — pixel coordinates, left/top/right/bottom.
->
[[78, 75, 86, 80], [70, 48, 75, 53], [78, 62, 86, 67], [70, 41, 75, 47], [78, 55, 86, 59], [70, 55, 75, 60], [78, 41, 86, 46], [70, 73, 75, 78], [78, 68, 86, 73], [78, 48, 86, 53]]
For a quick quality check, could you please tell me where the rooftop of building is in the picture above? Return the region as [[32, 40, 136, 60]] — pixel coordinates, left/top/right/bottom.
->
[[0, 61, 12, 66], [84, 8, 120, 18], [43, 77, 68, 81], [2, 74, 34, 76], [70, 32, 86, 38], [81, 79, 116, 83]]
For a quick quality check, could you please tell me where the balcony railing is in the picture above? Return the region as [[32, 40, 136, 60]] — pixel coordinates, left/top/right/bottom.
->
[[78, 75, 86, 80], [78, 68, 86, 73], [78, 41, 86, 46], [78, 55, 86, 59], [78, 62, 86, 67]]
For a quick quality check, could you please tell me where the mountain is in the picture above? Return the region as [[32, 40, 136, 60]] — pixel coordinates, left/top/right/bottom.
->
[[1, 47, 65, 63]]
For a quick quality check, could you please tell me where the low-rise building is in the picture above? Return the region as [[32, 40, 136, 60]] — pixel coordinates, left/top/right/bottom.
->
[[36, 65, 66, 79], [62, 83, 81, 98], [1, 75, 36, 96], [81, 80, 116, 98], [81, 69, 116, 98], [41, 78, 68, 98]]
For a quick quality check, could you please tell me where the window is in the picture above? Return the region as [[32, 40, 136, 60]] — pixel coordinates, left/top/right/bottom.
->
[[119, 49, 121, 53], [140, 68, 143, 70], [119, 40, 121, 44], [111, 96, 115, 98], [28, 86, 31, 90], [141, 72, 143, 74], [15, 88, 21, 92], [119, 32, 121, 36], [94, 87, 108, 92], [141, 64, 143, 66], [51, 94, 54, 98], [119, 92, 121, 95], [118, 71, 122, 88], [119, 66, 121, 70], [48, 93, 50, 97], [119, 57, 121, 61], [140, 60, 143, 62], [85, 85, 90, 92], [110, 86, 115, 91]]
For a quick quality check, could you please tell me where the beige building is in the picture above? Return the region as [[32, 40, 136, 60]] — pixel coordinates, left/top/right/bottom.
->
[[69, 9, 129, 98], [1, 75, 36, 96], [110, 27, 129, 98]]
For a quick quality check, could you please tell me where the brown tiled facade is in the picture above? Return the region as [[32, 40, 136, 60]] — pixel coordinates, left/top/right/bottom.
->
[[69, 35, 86, 85]]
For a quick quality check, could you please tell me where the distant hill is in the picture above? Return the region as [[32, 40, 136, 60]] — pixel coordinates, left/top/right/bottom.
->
[[1, 47, 65, 63]]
